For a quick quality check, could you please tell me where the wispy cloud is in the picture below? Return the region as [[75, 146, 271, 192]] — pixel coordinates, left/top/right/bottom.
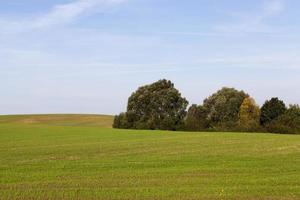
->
[[32, 0, 126, 28], [215, 0, 285, 33], [263, 0, 285, 16], [0, 0, 126, 33]]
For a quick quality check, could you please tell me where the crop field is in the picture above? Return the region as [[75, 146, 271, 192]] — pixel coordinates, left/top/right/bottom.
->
[[0, 115, 300, 200], [0, 114, 114, 128]]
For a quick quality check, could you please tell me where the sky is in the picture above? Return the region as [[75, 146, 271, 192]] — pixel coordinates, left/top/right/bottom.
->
[[0, 0, 300, 115]]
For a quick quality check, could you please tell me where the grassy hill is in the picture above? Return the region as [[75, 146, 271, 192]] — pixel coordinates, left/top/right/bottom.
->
[[0, 114, 114, 128], [0, 115, 300, 200]]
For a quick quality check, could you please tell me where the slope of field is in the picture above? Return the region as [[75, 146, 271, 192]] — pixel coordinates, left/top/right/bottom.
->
[[0, 122, 300, 200], [0, 114, 114, 128]]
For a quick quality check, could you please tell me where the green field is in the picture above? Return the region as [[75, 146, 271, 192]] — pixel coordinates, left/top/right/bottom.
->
[[0, 114, 114, 128], [0, 115, 300, 200]]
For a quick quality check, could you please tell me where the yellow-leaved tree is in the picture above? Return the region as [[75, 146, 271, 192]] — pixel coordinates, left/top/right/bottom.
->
[[239, 97, 261, 131]]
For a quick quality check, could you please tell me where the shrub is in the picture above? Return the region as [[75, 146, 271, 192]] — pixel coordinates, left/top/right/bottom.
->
[[266, 104, 300, 134], [113, 113, 127, 129]]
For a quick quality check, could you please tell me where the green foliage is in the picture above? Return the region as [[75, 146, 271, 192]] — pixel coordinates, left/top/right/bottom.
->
[[238, 97, 261, 132], [113, 113, 127, 128], [185, 104, 209, 131], [260, 97, 287, 126], [203, 87, 249, 130], [113, 111, 138, 129], [266, 104, 300, 134], [115, 79, 188, 130], [114, 80, 299, 134]]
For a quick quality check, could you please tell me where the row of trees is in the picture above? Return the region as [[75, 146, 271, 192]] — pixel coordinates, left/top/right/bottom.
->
[[113, 79, 300, 134]]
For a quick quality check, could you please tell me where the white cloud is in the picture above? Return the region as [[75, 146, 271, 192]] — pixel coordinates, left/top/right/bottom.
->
[[215, 0, 285, 33], [0, 0, 127, 33]]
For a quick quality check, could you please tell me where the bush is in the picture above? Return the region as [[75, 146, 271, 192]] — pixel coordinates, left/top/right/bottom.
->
[[266, 105, 300, 134], [113, 113, 127, 129]]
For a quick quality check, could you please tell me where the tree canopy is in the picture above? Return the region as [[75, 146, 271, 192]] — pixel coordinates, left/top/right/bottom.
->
[[114, 80, 300, 134], [266, 104, 300, 134], [113, 79, 188, 130], [239, 97, 261, 131], [203, 87, 249, 130], [185, 105, 209, 131], [260, 98, 287, 126]]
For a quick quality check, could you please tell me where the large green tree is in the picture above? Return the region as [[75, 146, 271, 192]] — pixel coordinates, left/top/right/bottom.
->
[[203, 87, 249, 130], [114, 79, 188, 130], [260, 97, 287, 126]]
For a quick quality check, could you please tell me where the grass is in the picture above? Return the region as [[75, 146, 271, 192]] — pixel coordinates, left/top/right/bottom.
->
[[0, 115, 300, 199], [0, 114, 114, 128]]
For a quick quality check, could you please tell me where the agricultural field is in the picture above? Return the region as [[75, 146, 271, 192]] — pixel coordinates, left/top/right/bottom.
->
[[0, 114, 114, 128], [0, 115, 300, 200]]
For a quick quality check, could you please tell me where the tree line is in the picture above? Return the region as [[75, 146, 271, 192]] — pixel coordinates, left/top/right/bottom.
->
[[113, 79, 300, 134]]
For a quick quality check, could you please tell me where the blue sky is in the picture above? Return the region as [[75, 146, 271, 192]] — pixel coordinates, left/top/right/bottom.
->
[[1, 0, 300, 115]]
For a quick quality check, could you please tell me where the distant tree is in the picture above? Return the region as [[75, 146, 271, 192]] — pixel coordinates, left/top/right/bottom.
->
[[113, 114, 122, 128], [185, 104, 209, 131], [113, 112, 132, 129], [203, 87, 249, 130], [260, 98, 287, 126], [114, 79, 188, 130], [238, 97, 261, 131], [266, 104, 300, 134]]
